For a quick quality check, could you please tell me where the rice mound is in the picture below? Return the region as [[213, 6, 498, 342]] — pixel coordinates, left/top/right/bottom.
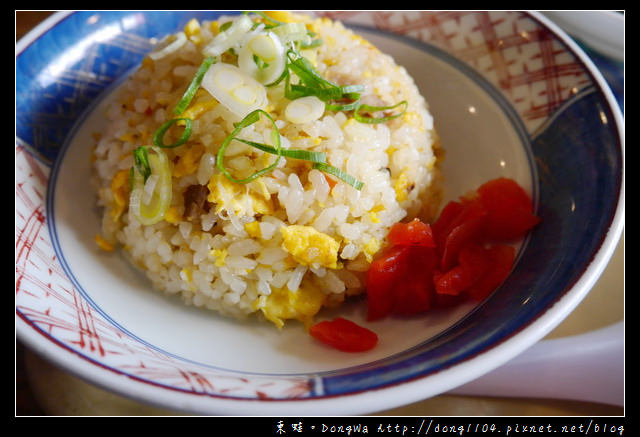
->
[[92, 12, 442, 329]]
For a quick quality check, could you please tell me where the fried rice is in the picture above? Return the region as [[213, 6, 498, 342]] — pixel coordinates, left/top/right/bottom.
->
[[92, 11, 442, 329]]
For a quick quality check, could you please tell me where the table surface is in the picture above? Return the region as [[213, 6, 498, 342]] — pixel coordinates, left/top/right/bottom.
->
[[15, 11, 624, 417]]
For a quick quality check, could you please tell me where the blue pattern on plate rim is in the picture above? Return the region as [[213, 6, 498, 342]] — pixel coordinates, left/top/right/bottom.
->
[[16, 11, 230, 162], [16, 11, 623, 400]]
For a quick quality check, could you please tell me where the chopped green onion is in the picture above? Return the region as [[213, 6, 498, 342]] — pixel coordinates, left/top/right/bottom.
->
[[286, 82, 340, 102], [265, 65, 289, 87], [201, 62, 269, 118], [284, 50, 365, 110], [340, 84, 366, 95], [325, 98, 361, 112], [232, 137, 326, 163], [153, 118, 192, 148], [278, 148, 326, 162], [149, 32, 187, 60], [300, 37, 323, 49], [253, 53, 269, 69], [299, 30, 323, 49], [286, 51, 338, 93], [271, 21, 311, 46], [133, 146, 151, 182], [271, 21, 306, 35], [217, 109, 283, 184], [285, 78, 339, 102], [173, 56, 216, 115], [354, 100, 408, 124], [280, 49, 406, 125], [217, 109, 361, 189], [244, 11, 286, 27], [284, 95, 325, 124], [312, 162, 364, 191], [203, 15, 253, 57], [219, 20, 233, 32], [238, 32, 286, 84], [129, 146, 173, 225]]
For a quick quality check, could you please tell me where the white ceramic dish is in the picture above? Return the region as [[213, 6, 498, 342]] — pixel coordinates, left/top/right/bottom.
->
[[16, 11, 624, 415], [542, 11, 624, 61]]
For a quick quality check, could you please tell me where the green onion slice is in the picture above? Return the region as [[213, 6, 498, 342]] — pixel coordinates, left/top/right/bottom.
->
[[217, 109, 283, 184], [286, 77, 343, 103], [244, 12, 322, 49], [253, 53, 269, 69], [325, 98, 361, 112], [173, 56, 216, 115], [271, 21, 307, 38], [354, 100, 408, 124], [281, 49, 406, 126], [219, 20, 233, 32], [265, 65, 289, 87], [232, 137, 326, 163], [217, 109, 361, 189], [300, 37, 323, 49], [286, 51, 339, 95], [244, 11, 286, 27], [271, 21, 312, 47], [129, 146, 173, 225], [153, 118, 192, 148], [312, 162, 364, 191], [340, 84, 366, 95], [284, 50, 366, 111], [133, 146, 151, 182]]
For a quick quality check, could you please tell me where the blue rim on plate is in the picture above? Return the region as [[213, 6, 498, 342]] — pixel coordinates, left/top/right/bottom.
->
[[16, 11, 624, 413]]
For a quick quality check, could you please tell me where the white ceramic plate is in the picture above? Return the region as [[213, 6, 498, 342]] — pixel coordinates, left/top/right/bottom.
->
[[542, 11, 624, 61]]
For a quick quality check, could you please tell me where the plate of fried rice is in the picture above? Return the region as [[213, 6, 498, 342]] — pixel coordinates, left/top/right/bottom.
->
[[16, 11, 623, 415]]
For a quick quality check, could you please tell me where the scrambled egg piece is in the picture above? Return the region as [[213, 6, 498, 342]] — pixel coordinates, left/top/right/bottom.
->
[[367, 204, 385, 224], [254, 279, 327, 329], [263, 10, 298, 23], [118, 131, 137, 143], [207, 173, 274, 216], [184, 18, 201, 44], [164, 206, 183, 224], [178, 98, 218, 122], [280, 225, 340, 269], [180, 268, 196, 291], [110, 169, 130, 221], [402, 110, 425, 131], [363, 237, 381, 262], [244, 221, 261, 239], [173, 144, 205, 178], [209, 248, 227, 267], [94, 234, 115, 252], [394, 170, 411, 202]]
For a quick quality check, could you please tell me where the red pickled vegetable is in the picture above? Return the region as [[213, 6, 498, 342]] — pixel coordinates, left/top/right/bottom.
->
[[366, 245, 412, 321], [392, 246, 437, 315], [477, 177, 540, 240], [309, 317, 379, 352], [434, 265, 474, 296], [387, 217, 436, 247], [437, 198, 488, 271], [365, 177, 540, 322], [463, 244, 515, 301]]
